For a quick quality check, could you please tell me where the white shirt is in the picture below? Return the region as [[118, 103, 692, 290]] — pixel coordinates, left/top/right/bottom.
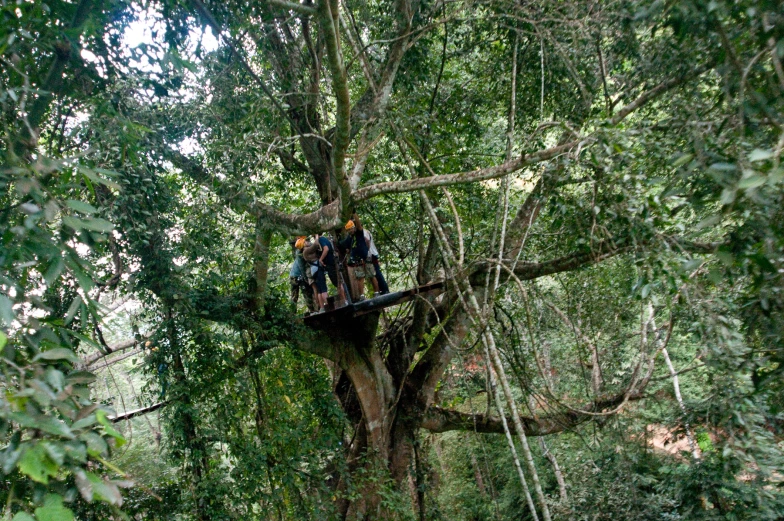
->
[[364, 229, 379, 257]]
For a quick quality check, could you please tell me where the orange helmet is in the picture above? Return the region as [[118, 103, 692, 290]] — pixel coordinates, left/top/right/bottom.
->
[[344, 220, 355, 231], [294, 236, 306, 249]]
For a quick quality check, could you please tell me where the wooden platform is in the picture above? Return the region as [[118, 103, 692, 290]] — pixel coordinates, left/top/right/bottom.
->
[[302, 281, 445, 328]]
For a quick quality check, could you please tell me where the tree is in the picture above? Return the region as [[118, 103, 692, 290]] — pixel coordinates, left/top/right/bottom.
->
[[3, 0, 783, 518]]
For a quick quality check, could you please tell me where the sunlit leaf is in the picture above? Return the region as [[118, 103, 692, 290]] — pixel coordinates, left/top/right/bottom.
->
[[34, 494, 74, 521], [66, 200, 98, 214]]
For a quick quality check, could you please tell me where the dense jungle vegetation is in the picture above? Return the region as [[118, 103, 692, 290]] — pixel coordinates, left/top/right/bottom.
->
[[2, 0, 784, 519]]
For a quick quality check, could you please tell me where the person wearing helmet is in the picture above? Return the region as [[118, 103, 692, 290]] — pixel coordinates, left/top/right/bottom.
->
[[290, 237, 316, 312], [302, 233, 347, 312], [363, 227, 389, 295], [339, 215, 376, 300]]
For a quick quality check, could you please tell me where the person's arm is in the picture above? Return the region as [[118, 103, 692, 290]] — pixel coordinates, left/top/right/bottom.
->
[[319, 242, 329, 266], [339, 234, 351, 251], [352, 213, 363, 232]]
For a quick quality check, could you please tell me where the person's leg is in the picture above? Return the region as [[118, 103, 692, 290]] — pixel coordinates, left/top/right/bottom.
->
[[337, 277, 346, 303], [326, 264, 347, 304], [372, 257, 389, 294], [314, 268, 328, 311], [303, 284, 316, 312], [310, 283, 321, 311], [356, 264, 367, 299], [346, 265, 359, 301], [364, 263, 379, 294]]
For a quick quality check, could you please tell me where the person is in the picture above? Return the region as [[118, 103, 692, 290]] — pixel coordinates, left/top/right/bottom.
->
[[363, 227, 389, 295], [339, 216, 376, 300], [290, 237, 316, 312], [303, 233, 347, 312]]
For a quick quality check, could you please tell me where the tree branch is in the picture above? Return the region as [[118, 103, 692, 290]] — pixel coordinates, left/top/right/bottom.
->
[[501, 236, 719, 282], [609, 64, 714, 125], [253, 199, 342, 235], [352, 139, 580, 202], [82, 338, 141, 367], [319, 0, 352, 209], [421, 390, 645, 436], [267, 0, 316, 16]]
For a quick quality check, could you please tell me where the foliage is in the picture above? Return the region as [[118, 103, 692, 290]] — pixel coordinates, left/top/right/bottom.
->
[[2, 0, 784, 518]]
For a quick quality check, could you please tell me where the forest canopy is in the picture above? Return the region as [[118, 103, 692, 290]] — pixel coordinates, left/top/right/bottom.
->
[[1, 0, 783, 519]]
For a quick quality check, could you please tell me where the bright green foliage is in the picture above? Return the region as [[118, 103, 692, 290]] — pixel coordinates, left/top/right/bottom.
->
[[0, 0, 139, 518]]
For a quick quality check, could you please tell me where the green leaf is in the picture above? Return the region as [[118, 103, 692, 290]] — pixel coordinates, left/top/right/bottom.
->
[[40, 441, 65, 466], [9, 412, 75, 439], [696, 214, 721, 230], [671, 153, 693, 168], [738, 174, 765, 189], [74, 468, 93, 502], [44, 368, 65, 392], [0, 330, 6, 350], [34, 348, 80, 363], [62, 441, 87, 463], [62, 215, 84, 231], [86, 472, 123, 506], [66, 370, 97, 385], [79, 432, 108, 456], [96, 410, 126, 447], [709, 162, 736, 171], [34, 494, 74, 521], [11, 512, 35, 521], [748, 149, 773, 162], [80, 168, 121, 191], [18, 445, 57, 484], [64, 297, 81, 326], [79, 218, 114, 233], [66, 200, 98, 214], [43, 257, 64, 286], [64, 257, 95, 292], [682, 259, 703, 272], [71, 414, 99, 431], [0, 295, 15, 326]]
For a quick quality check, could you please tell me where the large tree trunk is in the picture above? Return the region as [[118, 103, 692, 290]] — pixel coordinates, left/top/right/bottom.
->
[[320, 309, 436, 519]]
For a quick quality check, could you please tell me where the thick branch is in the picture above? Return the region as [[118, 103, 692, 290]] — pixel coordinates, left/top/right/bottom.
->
[[501, 237, 718, 282], [421, 391, 645, 436], [166, 146, 343, 234], [89, 348, 142, 369], [352, 140, 579, 202], [267, 0, 316, 15], [253, 199, 342, 235], [82, 338, 140, 367], [344, 0, 414, 142], [609, 64, 714, 125], [319, 0, 352, 208]]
